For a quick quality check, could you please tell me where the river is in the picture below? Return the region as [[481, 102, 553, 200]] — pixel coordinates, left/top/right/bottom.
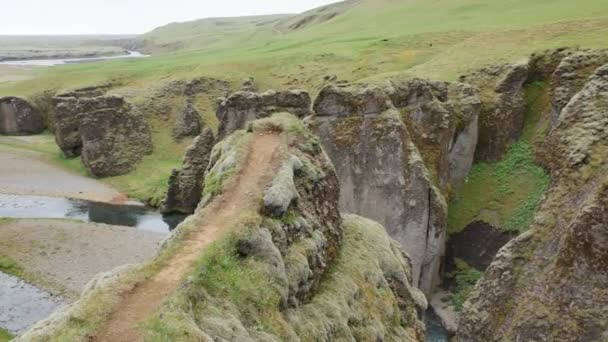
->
[[0, 194, 185, 233], [0, 51, 148, 67]]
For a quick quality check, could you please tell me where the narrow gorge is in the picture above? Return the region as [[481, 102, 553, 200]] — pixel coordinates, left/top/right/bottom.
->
[[1, 2, 607, 340]]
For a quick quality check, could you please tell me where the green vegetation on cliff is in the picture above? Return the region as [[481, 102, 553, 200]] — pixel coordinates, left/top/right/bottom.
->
[[448, 81, 552, 235], [447, 141, 550, 234], [446, 259, 483, 311]]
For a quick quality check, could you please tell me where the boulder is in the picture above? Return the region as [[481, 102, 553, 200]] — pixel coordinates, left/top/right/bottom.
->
[[51, 86, 114, 158], [0, 97, 45, 135], [216, 89, 311, 139], [161, 128, 215, 214], [51, 89, 152, 177], [78, 96, 152, 177], [172, 101, 202, 140], [460, 63, 529, 162]]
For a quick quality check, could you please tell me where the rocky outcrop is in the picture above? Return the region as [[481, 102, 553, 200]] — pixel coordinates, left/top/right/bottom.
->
[[460, 63, 529, 162], [0, 97, 45, 135], [312, 81, 479, 295], [52, 89, 152, 177], [161, 128, 215, 214], [216, 89, 312, 139], [458, 60, 608, 342], [240, 77, 257, 92], [17, 114, 426, 342], [549, 49, 608, 128], [172, 101, 202, 140]]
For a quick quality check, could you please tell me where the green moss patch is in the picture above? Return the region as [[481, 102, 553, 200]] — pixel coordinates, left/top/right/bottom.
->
[[448, 141, 550, 235]]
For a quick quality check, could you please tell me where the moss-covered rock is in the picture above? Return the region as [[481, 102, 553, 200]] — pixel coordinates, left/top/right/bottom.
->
[[460, 63, 529, 162], [161, 128, 215, 214], [457, 58, 608, 342], [312, 80, 478, 295], [51, 88, 153, 177], [216, 89, 312, 139]]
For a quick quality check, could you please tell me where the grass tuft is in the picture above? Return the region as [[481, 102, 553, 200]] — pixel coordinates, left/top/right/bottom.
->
[[446, 258, 483, 311]]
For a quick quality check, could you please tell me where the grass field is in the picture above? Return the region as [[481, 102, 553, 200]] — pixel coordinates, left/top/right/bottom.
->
[[0, 0, 605, 203]]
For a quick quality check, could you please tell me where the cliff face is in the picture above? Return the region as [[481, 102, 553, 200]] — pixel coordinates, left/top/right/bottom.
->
[[312, 81, 480, 295], [17, 114, 426, 342], [458, 51, 608, 342], [216, 90, 312, 139]]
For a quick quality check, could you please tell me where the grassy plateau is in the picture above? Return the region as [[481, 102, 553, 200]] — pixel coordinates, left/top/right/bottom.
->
[[0, 0, 605, 202]]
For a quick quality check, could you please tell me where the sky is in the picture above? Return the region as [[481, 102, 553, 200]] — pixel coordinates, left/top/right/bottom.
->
[[1, 0, 341, 35]]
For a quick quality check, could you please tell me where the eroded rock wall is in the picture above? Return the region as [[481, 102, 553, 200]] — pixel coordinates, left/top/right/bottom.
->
[[216, 89, 312, 139], [161, 128, 215, 214], [312, 81, 479, 294], [458, 54, 608, 342], [460, 63, 529, 162]]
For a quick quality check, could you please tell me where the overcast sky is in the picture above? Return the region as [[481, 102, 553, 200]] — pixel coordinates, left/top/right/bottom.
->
[[1, 0, 341, 35]]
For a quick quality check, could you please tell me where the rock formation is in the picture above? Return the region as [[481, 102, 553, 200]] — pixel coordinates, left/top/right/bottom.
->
[[52, 88, 152, 177], [172, 101, 202, 140], [216, 89, 312, 139], [17, 114, 426, 342], [240, 77, 257, 92], [312, 80, 480, 295], [459, 63, 529, 162], [0, 97, 45, 135], [161, 128, 215, 214], [458, 53, 608, 342]]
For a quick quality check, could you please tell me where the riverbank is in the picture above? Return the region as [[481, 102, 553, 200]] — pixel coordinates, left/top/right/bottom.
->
[[0, 218, 165, 300], [0, 142, 125, 203]]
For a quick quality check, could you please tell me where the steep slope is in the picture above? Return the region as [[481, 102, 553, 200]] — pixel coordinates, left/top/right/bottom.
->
[[457, 50, 608, 342], [17, 114, 426, 341]]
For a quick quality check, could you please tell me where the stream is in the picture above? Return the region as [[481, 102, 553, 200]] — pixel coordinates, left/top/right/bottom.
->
[[0, 194, 185, 233], [425, 308, 449, 342], [0, 272, 63, 335], [0, 51, 148, 67]]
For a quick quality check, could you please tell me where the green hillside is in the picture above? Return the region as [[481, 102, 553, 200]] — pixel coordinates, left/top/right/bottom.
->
[[1, 0, 607, 204], [3, 0, 608, 97]]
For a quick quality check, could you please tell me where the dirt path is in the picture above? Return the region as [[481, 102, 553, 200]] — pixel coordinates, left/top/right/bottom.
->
[[0, 145, 124, 203], [96, 133, 284, 342]]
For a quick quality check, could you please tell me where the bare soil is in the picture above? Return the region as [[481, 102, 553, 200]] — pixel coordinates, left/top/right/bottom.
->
[[0, 219, 165, 300], [0, 146, 125, 203]]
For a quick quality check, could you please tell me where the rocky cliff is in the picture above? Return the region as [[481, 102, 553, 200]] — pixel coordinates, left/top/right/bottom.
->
[[17, 114, 426, 342], [52, 88, 152, 177], [216, 89, 312, 139], [458, 50, 608, 342], [161, 128, 215, 214], [312, 80, 480, 295], [0, 97, 45, 135]]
